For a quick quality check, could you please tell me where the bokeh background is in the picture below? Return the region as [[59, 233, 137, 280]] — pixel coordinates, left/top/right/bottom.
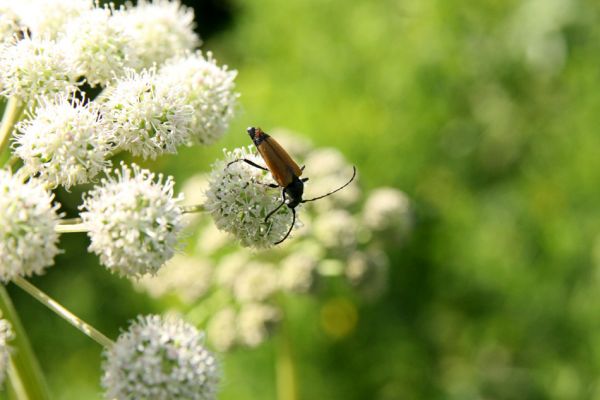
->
[[4, 0, 600, 398]]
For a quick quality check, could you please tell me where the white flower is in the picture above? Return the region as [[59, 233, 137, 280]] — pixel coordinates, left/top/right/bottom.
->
[[0, 5, 22, 42], [135, 254, 213, 303], [279, 252, 317, 293], [237, 303, 279, 348], [0, 318, 14, 387], [313, 209, 358, 250], [215, 252, 249, 289], [232, 262, 279, 303], [102, 314, 219, 400], [80, 163, 184, 278], [345, 250, 389, 300], [363, 187, 413, 239], [101, 68, 193, 159], [14, 95, 113, 189], [205, 146, 295, 249], [61, 5, 139, 87], [160, 51, 238, 145], [207, 307, 237, 352], [0, 36, 77, 104], [114, 0, 199, 68], [13, 0, 92, 39], [0, 170, 61, 281]]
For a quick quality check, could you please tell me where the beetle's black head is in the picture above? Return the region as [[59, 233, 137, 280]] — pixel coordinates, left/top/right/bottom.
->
[[247, 127, 257, 140], [284, 177, 304, 209]]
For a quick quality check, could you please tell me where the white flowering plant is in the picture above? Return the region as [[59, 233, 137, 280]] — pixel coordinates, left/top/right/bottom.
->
[[0, 0, 409, 398]]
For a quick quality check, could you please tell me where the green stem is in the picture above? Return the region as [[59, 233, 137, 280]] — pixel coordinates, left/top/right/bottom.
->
[[181, 204, 206, 213], [0, 97, 23, 157], [276, 314, 298, 400], [0, 286, 51, 400], [12, 277, 114, 349], [55, 223, 88, 234]]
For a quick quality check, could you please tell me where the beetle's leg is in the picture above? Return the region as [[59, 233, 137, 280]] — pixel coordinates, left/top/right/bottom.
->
[[301, 177, 309, 182], [253, 180, 279, 189], [265, 190, 287, 222], [274, 207, 295, 245], [227, 158, 269, 171], [301, 165, 306, 171]]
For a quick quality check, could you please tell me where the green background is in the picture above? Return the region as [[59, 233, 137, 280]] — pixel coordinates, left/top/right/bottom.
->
[[4, 0, 600, 398]]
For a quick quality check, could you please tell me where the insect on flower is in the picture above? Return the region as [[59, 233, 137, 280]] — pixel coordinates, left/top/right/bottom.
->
[[228, 127, 357, 245]]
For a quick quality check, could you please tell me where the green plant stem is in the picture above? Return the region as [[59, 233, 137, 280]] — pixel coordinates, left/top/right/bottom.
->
[[181, 204, 206, 213], [55, 223, 88, 233], [12, 277, 114, 349], [276, 315, 298, 400], [0, 97, 23, 157], [0, 286, 51, 400]]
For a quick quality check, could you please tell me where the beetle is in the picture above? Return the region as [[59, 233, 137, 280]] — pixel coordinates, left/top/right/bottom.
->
[[228, 127, 356, 244]]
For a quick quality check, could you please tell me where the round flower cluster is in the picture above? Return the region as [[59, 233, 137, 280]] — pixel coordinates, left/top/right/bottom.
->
[[102, 314, 219, 400], [204, 146, 295, 249], [15, 95, 113, 189], [0, 170, 61, 281], [80, 163, 184, 278], [100, 68, 194, 159], [160, 52, 238, 145]]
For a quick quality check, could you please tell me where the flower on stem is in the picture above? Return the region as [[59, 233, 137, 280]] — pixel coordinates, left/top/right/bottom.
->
[[0, 170, 61, 281], [0, 318, 14, 387], [114, 0, 199, 68], [14, 94, 113, 189], [11, 0, 93, 39], [0, 35, 78, 105], [232, 262, 279, 303], [160, 51, 238, 145], [204, 146, 296, 249], [102, 314, 219, 400], [100, 68, 194, 159], [80, 163, 184, 278], [237, 303, 280, 348], [61, 5, 139, 87]]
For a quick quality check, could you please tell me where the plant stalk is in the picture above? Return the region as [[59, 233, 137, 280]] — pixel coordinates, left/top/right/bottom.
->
[[276, 314, 298, 400], [0, 286, 51, 400], [12, 277, 114, 348], [0, 97, 23, 157]]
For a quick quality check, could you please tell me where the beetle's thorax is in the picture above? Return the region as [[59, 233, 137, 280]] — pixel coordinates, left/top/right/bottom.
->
[[284, 176, 304, 208], [247, 126, 268, 147]]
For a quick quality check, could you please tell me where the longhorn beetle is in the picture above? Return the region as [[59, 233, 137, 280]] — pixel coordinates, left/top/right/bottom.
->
[[228, 127, 357, 245]]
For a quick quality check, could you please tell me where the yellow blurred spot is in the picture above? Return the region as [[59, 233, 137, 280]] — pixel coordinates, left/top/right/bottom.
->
[[320, 297, 358, 339]]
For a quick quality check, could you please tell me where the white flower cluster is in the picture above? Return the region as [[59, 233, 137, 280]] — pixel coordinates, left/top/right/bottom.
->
[[204, 146, 295, 249], [15, 95, 113, 189], [102, 314, 219, 400], [80, 164, 184, 278], [0, 317, 14, 387], [0, 170, 61, 281], [136, 131, 412, 350]]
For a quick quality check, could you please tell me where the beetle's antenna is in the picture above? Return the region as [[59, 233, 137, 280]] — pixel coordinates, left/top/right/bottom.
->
[[274, 208, 295, 245], [265, 196, 286, 222], [301, 166, 356, 203]]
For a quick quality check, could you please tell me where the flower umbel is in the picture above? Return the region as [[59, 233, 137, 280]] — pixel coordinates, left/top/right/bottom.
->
[[102, 314, 219, 400], [160, 51, 238, 145], [205, 146, 295, 249], [80, 163, 184, 278], [15, 94, 113, 189], [0, 170, 61, 281], [101, 68, 194, 159], [0, 318, 14, 387]]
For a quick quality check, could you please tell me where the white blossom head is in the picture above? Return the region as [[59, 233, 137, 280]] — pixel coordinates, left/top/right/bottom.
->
[[345, 249, 389, 300], [135, 254, 213, 303], [363, 187, 413, 239], [0, 170, 61, 281], [13, 0, 93, 39], [102, 314, 219, 400], [207, 307, 237, 352], [0, 35, 77, 104], [237, 303, 280, 348], [313, 209, 358, 250], [205, 146, 295, 249], [215, 252, 249, 289], [232, 262, 279, 303], [279, 252, 318, 293], [61, 5, 139, 87], [80, 163, 184, 278], [101, 68, 193, 159], [0, 318, 14, 387], [14, 95, 113, 189], [160, 51, 238, 145], [115, 0, 199, 68]]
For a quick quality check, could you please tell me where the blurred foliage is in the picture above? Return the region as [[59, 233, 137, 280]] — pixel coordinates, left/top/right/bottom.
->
[[5, 0, 600, 399]]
